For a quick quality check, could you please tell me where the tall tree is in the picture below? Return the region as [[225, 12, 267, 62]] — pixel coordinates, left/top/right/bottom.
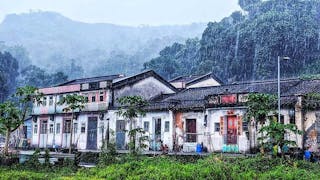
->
[[0, 86, 42, 155], [144, 39, 200, 80], [0, 101, 20, 155], [58, 94, 86, 154], [144, 0, 320, 82], [0, 51, 19, 101], [19, 65, 68, 88]]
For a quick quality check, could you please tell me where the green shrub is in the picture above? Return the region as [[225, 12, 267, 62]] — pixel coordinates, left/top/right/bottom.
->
[[1, 155, 320, 179]]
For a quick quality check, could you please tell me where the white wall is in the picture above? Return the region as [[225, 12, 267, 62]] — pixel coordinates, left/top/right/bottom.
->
[[207, 108, 249, 152], [140, 111, 173, 150], [187, 78, 220, 89]]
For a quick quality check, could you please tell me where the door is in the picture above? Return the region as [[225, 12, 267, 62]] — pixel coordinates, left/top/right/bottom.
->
[[63, 119, 71, 148], [86, 117, 97, 150], [116, 120, 126, 150], [154, 118, 161, 141], [227, 116, 237, 144], [186, 119, 197, 142], [151, 118, 162, 150], [39, 120, 48, 148]]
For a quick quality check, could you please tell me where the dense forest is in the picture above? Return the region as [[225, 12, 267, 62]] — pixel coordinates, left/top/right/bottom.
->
[[0, 47, 68, 101], [144, 0, 320, 82]]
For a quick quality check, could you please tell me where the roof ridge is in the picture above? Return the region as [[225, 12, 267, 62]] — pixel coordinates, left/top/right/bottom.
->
[[186, 72, 211, 84]]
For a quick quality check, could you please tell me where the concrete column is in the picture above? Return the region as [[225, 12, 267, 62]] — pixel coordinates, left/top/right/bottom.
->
[[295, 96, 304, 149], [315, 113, 320, 144]]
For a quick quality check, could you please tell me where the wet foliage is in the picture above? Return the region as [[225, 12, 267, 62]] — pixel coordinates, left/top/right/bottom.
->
[[145, 0, 320, 82]]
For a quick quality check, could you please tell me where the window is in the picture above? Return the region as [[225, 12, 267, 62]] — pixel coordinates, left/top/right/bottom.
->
[[43, 97, 47, 106], [81, 123, 86, 133], [279, 115, 284, 124], [243, 122, 248, 131], [143, 122, 149, 132], [74, 123, 78, 134], [56, 123, 61, 134], [92, 96, 96, 102], [100, 122, 104, 134], [165, 121, 170, 132], [63, 119, 71, 133], [82, 93, 88, 102], [89, 82, 99, 89], [49, 124, 54, 133], [290, 117, 295, 124], [40, 120, 48, 134], [34, 124, 38, 134], [99, 92, 104, 102], [49, 96, 53, 106], [289, 109, 295, 124], [214, 123, 220, 132], [59, 95, 64, 102]]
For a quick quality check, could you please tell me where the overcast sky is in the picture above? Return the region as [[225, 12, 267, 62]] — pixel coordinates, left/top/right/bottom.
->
[[0, 0, 241, 26]]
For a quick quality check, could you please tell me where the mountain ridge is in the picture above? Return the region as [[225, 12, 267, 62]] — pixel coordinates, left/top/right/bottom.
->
[[0, 11, 206, 77]]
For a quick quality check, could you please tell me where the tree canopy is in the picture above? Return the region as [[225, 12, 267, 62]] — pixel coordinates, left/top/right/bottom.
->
[[144, 0, 320, 82]]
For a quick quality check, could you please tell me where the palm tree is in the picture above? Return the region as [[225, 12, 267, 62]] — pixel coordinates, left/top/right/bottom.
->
[[58, 94, 86, 154], [0, 86, 42, 155], [117, 96, 148, 154]]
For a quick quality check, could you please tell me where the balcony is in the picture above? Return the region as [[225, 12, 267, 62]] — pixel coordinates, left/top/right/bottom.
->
[[83, 102, 108, 112]]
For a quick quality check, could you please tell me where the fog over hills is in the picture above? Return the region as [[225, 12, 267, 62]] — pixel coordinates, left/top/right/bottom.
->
[[0, 11, 206, 77]]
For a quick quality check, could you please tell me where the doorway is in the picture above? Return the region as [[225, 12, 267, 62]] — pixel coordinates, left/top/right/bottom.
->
[[86, 117, 97, 150], [186, 119, 196, 142], [116, 120, 126, 150], [227, 116, 237, 144]]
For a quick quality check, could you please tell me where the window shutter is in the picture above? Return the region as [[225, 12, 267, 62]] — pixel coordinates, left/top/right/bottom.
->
[[238, 116, 242, 135], [220, 116, 224, 135]]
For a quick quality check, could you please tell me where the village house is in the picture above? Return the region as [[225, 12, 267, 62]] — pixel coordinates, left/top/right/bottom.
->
[[31, 70, 177, 150], [29, 70, 320, 154], [169, 72, 223, 89]]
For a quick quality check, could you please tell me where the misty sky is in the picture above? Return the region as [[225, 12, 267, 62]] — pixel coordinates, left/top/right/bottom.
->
[[0, 0, 241, 26]]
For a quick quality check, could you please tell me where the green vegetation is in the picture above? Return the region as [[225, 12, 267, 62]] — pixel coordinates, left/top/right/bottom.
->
[[57, 94, 87, 154], [245, 93, 277, 124], [0, 155, 319, 179], [245, 93, 301, 156], [117, 96, 148, 154], [0, 51, 19, 99], [0, 49, 68, 103], [0, 86, 42, 155], [259, 119, 302, 157], [145, 0, 320, 82]]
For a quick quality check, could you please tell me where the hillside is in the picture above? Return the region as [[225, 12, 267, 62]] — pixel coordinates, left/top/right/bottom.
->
[[0, 11, 206, 77], [145, 0, 320, 82]]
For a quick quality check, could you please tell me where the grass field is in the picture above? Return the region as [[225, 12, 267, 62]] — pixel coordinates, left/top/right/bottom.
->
[[0, 155, 319, 180]]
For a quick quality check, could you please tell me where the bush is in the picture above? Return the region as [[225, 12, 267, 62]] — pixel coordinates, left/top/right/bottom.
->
[[1, 155, 320, 179]]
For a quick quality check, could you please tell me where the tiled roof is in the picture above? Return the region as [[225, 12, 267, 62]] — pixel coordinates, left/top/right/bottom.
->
[[164, 78, 301, 102], [283, 79, 320, 96], [112, 70, 177, 92], [170, 73, 224, 86], [146, 78, 309, 110], [186, 72, 224, 86], [169, 75, 202, 83], [58, 74, 123, 86]]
